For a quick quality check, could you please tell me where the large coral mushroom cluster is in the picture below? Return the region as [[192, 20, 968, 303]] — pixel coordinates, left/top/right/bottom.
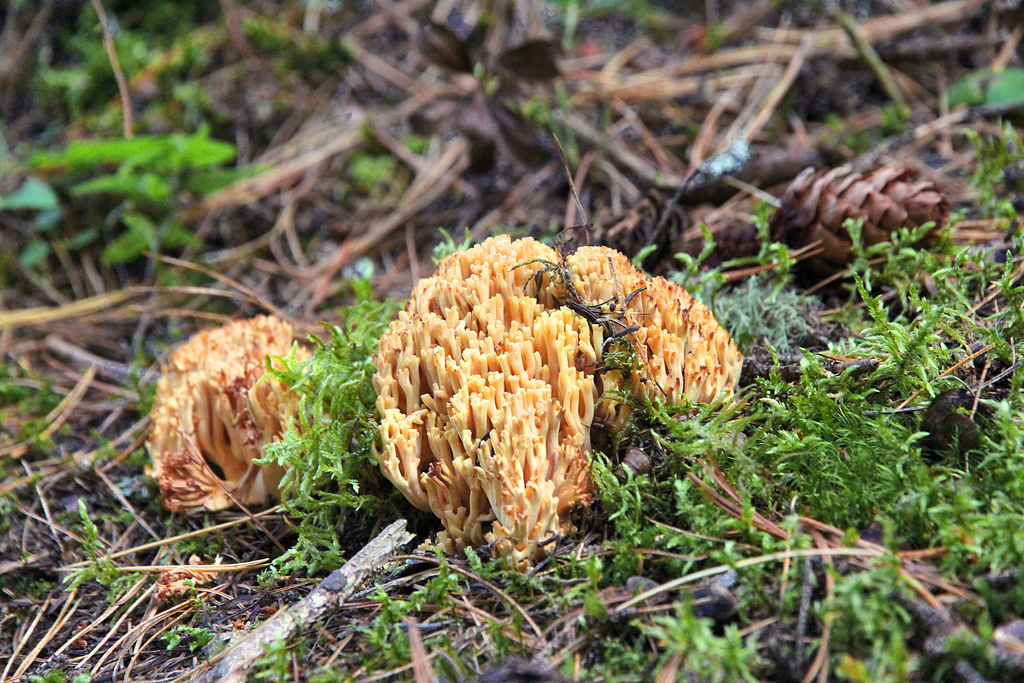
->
[[373, 235, 741, 565], [147, 315, 308, 512]]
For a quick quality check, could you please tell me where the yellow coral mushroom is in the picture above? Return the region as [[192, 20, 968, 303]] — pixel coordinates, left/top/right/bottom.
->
[[147, 315, 308, 512], [373, 235, 741, 565]]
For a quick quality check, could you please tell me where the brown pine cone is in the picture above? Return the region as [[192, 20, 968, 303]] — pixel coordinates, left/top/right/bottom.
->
[[770, 166, 949, 279]]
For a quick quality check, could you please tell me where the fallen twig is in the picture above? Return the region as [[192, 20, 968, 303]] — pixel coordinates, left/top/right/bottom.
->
[[196, 519, 415, 683], [88, 0, 133, 138]]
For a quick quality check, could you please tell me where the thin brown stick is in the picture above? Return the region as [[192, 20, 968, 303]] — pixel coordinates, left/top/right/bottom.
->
[[12, 587, 83, 678], [88, 0, 133, 138], [742, 34, 814, 141], [308, 136, 470, 309], [407, 617, 438, 683], [891, 342, 996, 412], [616, 547, 889, 614], [755, 0, 989, 53], [0, 284, 299, 334], [801, 529, 835, 683], [39, 364, 97, 443], [554, 133, 592, 237], [123, 604, 193, 683], [74, 582, 154, 671], [4, 592, 54, 680], [654, 651, 683, 683], [835, 11, 910, 115], [397, 553, 543, 640], [0, 1, 54, 90], [567, 112, 687, 188], [87, 585, 159, 677], [62, 509, 282, 571], [688, 87, 741, 174]]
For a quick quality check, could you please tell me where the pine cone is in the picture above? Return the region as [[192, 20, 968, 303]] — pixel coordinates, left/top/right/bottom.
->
[[770, 166, 949, 278]]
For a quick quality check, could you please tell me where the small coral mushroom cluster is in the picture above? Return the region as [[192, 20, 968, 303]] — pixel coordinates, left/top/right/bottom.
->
[[146, 237, 740, 568], [147, 315, 307, 512], [372, 235, 741, 565]]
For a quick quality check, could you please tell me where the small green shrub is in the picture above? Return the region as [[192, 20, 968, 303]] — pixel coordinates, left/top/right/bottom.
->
[[27, 129, 242, 265]]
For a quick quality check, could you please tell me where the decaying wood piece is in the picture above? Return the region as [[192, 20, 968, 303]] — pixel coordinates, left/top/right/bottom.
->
[[198, 519, 415, 683]]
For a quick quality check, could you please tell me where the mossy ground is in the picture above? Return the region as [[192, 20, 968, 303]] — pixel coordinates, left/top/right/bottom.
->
[[1, 1, 1023, 682]]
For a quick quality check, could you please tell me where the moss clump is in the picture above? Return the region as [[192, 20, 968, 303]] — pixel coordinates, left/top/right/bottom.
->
[[265, 281, 403, 575], [711, 275, 821, 352]]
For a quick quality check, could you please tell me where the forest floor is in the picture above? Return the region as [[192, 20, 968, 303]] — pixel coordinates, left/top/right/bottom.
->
[[2, 0, 1024, 681]]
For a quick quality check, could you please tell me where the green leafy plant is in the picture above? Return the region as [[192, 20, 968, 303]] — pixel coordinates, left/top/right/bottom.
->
[[948, 69, 1024, 110], [361, 556, 463, 670], [163, 624, 215, 652], [432, 227, 474, 263], [27, 129, 242, 265], [66, 499, 122, 589], [28, 670, 91, 683], [253, 637, 304, 683]]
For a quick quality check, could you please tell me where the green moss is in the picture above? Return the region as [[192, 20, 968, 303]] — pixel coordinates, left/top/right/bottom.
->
[[826, 563, 916, 682], [643, 600, 760, 682], [712, 276, 821, 352], [252, 637, 305, 683], [967, 121, 1024, 220], [0, 365, 64, 467], [163, 624, 215, 652], [264, 281, 403, 575]]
